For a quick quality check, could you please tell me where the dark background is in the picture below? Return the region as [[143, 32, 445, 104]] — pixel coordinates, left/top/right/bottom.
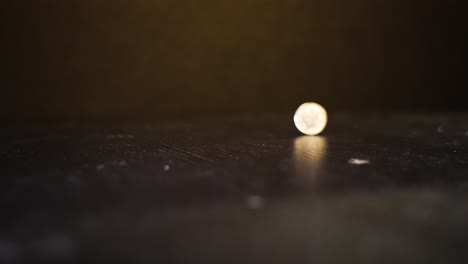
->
[[1, 0, 465, 121]]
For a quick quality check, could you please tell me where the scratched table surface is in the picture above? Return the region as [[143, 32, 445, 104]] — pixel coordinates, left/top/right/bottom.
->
[[1, 113, 468, 263]]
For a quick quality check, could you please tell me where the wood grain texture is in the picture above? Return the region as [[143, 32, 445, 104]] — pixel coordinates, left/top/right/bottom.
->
[[1, 114, 468, 263]]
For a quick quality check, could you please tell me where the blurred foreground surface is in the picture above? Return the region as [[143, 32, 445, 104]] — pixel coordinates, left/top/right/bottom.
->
[[1, 114, 468, 263]]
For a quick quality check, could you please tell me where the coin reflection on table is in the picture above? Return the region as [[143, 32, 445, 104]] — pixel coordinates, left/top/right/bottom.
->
[[293, 136, 327, 186]]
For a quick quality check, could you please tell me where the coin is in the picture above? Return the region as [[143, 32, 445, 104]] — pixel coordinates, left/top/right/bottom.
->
[[293, 102, 327, 135]]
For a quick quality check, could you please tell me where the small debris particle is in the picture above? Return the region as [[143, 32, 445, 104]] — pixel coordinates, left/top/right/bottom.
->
[[163, 165, 170, 171], [348, 158, 370, 165], [437, 126, 444, 133], [96, 164, 105, 171], [246, 195, 264, 209], [112, 160, 127, 167], [465, 131, 468, 136]]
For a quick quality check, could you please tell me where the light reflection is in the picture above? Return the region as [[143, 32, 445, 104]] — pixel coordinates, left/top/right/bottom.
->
[[293, 136, 327, 186]]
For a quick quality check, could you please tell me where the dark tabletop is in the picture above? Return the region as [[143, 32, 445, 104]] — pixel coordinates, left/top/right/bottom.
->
[[1, 114, 468, 263]]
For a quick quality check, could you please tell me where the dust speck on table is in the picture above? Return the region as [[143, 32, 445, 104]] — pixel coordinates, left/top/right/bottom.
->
[[246, 195, 264, 209], [348, 158, 371, 165], [112, 160, 127, 167], [163, 165, 170, 171]]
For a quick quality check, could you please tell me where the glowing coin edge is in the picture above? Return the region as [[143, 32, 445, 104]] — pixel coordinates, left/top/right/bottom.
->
[[293, 103, 328, 136]]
